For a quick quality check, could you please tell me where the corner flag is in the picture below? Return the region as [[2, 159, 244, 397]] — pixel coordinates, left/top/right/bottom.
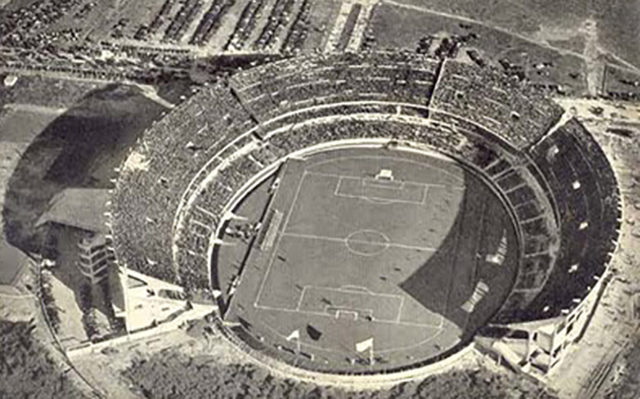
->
[[286, 329, 300, 341], [287, 329, 301, 358], [355, 337, 374, 352], [356, 337, 375, 365]]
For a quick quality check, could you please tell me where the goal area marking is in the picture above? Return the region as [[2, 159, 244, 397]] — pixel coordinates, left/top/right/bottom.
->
[[255, 284, 442, 329], [251, 168, 449, 331], [334, 176, 428, 204]]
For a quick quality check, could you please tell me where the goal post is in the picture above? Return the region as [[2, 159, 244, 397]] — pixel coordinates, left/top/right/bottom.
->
[[375, 169, 394, 181]]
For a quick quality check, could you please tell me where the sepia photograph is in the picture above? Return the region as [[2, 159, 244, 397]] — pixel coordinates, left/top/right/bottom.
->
[[0, 0, 639, 397]]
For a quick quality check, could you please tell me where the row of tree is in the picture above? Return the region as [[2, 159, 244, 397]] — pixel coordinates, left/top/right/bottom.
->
[[0, 319, 86, 398], [122, 349, 558, 399], [40, 271, 61, 333]]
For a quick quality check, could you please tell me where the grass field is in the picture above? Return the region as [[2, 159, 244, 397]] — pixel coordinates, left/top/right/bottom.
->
[[219, 146, 519, 372]]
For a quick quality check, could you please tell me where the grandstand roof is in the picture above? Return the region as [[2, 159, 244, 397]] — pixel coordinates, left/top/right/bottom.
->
[[37, 188, 109, 233], [0, 240, 30, 285]]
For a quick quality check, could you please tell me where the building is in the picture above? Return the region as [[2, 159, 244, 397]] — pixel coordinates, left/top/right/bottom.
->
[[76, 232, 114, 284], [36, 188, 112, 285]]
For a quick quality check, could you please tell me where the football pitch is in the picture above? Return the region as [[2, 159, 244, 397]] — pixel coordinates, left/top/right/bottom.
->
[[220, 147, 519, 372]]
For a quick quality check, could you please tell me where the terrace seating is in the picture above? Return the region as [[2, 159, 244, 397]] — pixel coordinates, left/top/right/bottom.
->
[[430, 111, 528, 155], [431, 61, 564, 150], [518, 118, 620, 320], [475, 149, 558, 311], [414, 121, 561, 321], [173, 115, 488, 292], [230, 52, 439, 122], [262, 117, 467, 159], [110, 85, 257, 285], [110, 52, 618, 322]]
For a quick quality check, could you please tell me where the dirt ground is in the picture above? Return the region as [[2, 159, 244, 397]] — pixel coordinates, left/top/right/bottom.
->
[[384, 0, 640, 70]]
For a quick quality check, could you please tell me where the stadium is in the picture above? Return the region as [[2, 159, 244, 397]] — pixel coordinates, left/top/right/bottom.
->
[[108, 52, 621, 379]]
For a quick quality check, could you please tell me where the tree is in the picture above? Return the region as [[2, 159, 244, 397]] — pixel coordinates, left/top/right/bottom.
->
[[122, 349, 558, 399], [0, 320, 86, 398]]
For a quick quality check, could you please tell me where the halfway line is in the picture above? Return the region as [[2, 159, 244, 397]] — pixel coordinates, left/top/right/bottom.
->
[[281, 232, 436, 252]]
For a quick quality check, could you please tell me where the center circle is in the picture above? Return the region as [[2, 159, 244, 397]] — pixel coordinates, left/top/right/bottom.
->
[[345, 229, 391, 256], [213, 144, 520, 374]]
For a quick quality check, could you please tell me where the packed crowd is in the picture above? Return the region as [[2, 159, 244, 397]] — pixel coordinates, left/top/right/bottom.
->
[[231, 53, 439, 121], [432, 61, 564, 150], [174, 144, 266, 292], [258, 102, 406, 131], [430, 111, 513, 151], [428, 111, 563, 308], [110, 85, 257, 286], [522, 118, 621, 319], [113, 109, 491, 292], [110, 52, 588, 301], [111, 161, 178, 282], [231, 52, 439, 93]]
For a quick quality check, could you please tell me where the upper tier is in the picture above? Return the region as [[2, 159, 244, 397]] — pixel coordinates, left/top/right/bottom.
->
[[109, 52, 618, 325]]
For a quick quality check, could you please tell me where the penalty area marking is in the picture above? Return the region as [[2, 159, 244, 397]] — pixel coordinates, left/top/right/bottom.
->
[[251, 164, 446, 346], [298, 285, 402, 323], [332, 175, 429, 205], [255, 284, 441, 329], [362, 177, 405, 190], [310, 170, 462, 189], [256, 313, 448, 357], [251, 303, 445, 328], [332, 309, 368, 321], [233, 154, 475, 358]]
